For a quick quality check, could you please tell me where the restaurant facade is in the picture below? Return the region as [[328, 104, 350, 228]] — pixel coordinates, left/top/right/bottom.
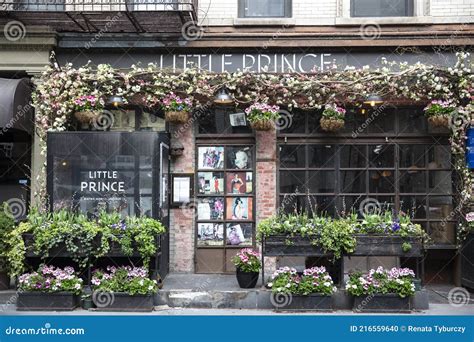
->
[[0, 0, 473, 287]]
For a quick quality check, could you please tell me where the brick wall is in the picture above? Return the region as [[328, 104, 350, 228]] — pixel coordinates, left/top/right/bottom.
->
[[169, 122, 195, 273], [431, 0, 474, 16]]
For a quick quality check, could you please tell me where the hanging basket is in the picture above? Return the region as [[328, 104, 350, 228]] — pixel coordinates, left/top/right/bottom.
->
[[74, 110, 101, 124], [427, 115, 450, 128], [320, 118, 345, 132], [165, 111, 189, 124], [128, 93, 148, 107], [250, 119, 274, 131]]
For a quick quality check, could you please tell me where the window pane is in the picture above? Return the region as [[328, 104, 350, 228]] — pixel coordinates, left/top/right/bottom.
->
[[225, 172, 252, 194], [340, 145, 367, 168], [341, 171, 366, 193], [400, 196, 427, 219], [309, 196, 337, 216], [398, 107, 427, 133], [280, 145, 305, 168], [279, 195, 304, 214], [308, 171, 335, 193], [340, 110, 367, 135], [369, 170, 394, 193], [198, 146, 224, 170], [352, 0, 410, 17], [226, 146, 253, 170], [399, 171, 426, 193], [428, 196, 454, 220], [197, 197, 224, 220], [429, 222, 456, 245], [198, 172, 224, 195], [399, 145, 426, 168], [281, 110, 305, 133], [244, 0, 286, 17], [369, 145, 394, 168], [198, 108, 252, 135], [279, 171, 305, 193], [226, 197, 253, 220], [226, 223, 253, 246], [197, 223, 224, 246], [429, 171, 452, 194], [428, 145, 451, 169], [308, 145, 336, 168], [367, 110, 395, 134]]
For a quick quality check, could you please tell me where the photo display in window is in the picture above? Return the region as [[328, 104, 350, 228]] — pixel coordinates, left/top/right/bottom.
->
[[197, 223, 224, 246], [198, 172, 224, 195], [226, 146, 252, 169], [226, 223, 253, 246], [198, 146, 224, 169], [226, 172, 253, 194]]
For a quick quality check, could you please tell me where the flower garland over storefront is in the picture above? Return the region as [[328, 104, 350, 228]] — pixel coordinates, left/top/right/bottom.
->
[[32, 52, 473, 242]]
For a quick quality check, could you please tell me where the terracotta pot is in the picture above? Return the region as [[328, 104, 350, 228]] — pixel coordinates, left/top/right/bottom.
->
[[74, 110, 101, 124], [165, 111, 189, 124], [320, 118, 344, 132], [250, 119, 274, 131], [427, 115, 450, 128]]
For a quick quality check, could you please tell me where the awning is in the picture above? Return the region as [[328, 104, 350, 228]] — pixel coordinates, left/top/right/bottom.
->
[[0, 78, 33, 135]]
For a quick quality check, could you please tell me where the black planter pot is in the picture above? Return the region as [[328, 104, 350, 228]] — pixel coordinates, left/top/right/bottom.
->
[[81, 298, 95, 310], [236, 268, 259, 288], [263, 235, 329, 256], [353, 293, 411, 313], [93, 293, 154, 312], [0, 271, 9, 290], [353, 235, 422, 257], [17, 292, 79, 311], [274, 293, 333, 311], [461, 232, 474, 290]]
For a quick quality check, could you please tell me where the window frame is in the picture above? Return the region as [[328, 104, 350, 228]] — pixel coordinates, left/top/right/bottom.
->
[[238, 0, 292, 18], [350, 0, 414, 17]]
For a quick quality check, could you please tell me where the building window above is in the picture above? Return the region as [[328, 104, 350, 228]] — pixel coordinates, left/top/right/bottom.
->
[[351, 0, 413, 17], [238, 0, 292, 18]]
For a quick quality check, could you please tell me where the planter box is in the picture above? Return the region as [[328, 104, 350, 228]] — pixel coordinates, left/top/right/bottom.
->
[[353, 293, 411, 313], [263, 235, 330, 256], [352, 235, 422, 257], [94, 293, 154, 312], [274, 293, 333, 311], [461, 232, 474, 290], [16, 292, 79, 311]]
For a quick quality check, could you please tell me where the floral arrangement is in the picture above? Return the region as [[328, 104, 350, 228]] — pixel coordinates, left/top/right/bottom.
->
[[245, 103, 280, 130], [91, 266, 158, 295], [161, 93, 193, 112], [232, 248, 261, 273], [423, 99, 456, 117], [72, 95, 105, 112], [345, 267, 416, 298], [18, 265, 83, 294], [321, 103, 346, 120], [268, 266, 336, 296]]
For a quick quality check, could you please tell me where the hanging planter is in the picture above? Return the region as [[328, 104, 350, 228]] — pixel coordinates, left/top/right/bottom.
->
[[424, 100, 455, 128], [72, 95, 105, 124], [74, 110, 101, 124], [320, 104, 346, 132], [245, 103, 280, 131], [161, 93, 193, 124]]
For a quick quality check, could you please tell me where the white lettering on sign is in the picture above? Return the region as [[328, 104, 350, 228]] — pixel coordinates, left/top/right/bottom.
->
[[80, 170, 125, 193]]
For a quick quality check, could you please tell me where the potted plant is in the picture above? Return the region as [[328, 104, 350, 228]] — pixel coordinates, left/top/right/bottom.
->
[[232, 248, 261, 288], [91, 266, 158, 312], [16, 265, 83, 311], [161, 93, 192, 124], [245, 103, 280, 131], [346, 266, 416, 313], [423, 100, 455, 127], [73, 95, 105, 124], [320, 103, 345, 132], [268, 266, 336, 311], [0, 202, 15, 290]]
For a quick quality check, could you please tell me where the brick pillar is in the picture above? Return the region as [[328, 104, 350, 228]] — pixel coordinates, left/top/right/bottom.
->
[[169, 123, 195, 273], [255, 128, 278, 278]]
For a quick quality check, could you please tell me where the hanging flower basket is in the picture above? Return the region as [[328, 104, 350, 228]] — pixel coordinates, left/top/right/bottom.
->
[[128, 93, 148, 107], [74, 110, 101, 124], [320, 118, 345, 132], [250, 119, 274, 131], [165, 111, 189, 124], [427, 115, 450, 128]]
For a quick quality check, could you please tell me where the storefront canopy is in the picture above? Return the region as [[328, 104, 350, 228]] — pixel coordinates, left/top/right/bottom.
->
[[0, 78, 33, 135]]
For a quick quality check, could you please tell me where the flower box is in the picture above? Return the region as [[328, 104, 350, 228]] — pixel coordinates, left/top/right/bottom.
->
[[16, 292, 79, 311], [353, 293, 411, 313], [22, 233, 102, 258], [263, 235, 330, 256], [352, 235, 422, 257], [275, 294, 333, 311], [94, 293, 154, 312]]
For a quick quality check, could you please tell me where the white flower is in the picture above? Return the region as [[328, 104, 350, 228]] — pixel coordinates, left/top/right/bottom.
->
[[267, 282, 273, 288]]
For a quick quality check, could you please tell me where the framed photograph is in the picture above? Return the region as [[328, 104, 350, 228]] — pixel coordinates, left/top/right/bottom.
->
[[198, 172, 224, 195], [226, 223, 253, 246], [197, 197, 224, 220], [226, 146, 253, 169], [197, 223, 224, 246], [198, 146, 224, 169], [226, 197, 253, 220], [226, 172, 253, 194], [171, 174, 193, 207]]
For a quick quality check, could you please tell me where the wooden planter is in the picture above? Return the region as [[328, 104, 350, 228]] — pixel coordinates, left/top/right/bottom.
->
[[461, 232, 474, 289], [274, 293, 333, 311], [17, 292, 79, 311], [94, 292, 154, 312], [353, 293, 411, 313], [263, 235, 329, 256], [320, 118, 344, 132], [250, 119, 274, 131], [353, 235, 422, 257], [165, 111, 188, 124]]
